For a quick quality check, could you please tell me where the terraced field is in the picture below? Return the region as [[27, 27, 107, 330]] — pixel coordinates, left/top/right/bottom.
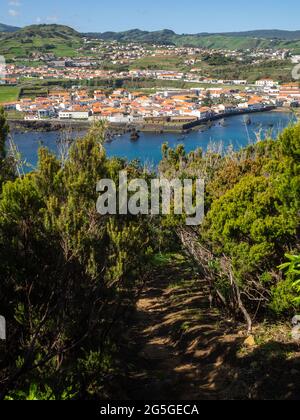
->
[[0, 86, 20, 103]]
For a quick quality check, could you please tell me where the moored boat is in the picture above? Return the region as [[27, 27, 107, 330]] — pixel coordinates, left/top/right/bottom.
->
[[130, 129, 140, 141]]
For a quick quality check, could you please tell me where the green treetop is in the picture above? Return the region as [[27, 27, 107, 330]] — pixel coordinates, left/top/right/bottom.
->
[[0, 107, 9, 160]]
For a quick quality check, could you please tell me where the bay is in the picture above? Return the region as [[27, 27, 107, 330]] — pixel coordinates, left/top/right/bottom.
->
[[12, 111, 296, 171]]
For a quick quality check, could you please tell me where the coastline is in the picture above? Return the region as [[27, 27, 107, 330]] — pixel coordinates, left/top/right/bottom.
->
[[12, 110, 294, 170], [7, 106, 292, 135]]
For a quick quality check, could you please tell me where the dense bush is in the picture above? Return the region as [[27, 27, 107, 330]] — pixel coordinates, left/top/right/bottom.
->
[[1, 107, 300, 398], [0, 118, 153, 399], [159, 123, 300, 317]]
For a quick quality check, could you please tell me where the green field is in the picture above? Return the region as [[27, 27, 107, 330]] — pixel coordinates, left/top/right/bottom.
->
[[130, 55, 187, 71], [0, 86, 20, 103]]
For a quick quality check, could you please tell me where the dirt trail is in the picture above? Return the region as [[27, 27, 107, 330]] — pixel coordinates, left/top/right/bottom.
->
[[115, 254, 300, 400], [121, 255, 243, 400]]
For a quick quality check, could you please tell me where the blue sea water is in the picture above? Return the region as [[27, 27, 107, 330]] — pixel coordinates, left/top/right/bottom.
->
[[12, 112, 296, 171]]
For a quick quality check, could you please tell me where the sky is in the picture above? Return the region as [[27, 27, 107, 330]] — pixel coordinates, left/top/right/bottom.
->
[[1, 0, 300, 33]]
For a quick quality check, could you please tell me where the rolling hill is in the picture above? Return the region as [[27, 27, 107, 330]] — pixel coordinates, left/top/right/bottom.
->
[[85, 28, 300, 52], [1, 24, 300, 60], [216, 29, 300, 40], [0, 22, 20, 33], [0, 24, 83, 59]]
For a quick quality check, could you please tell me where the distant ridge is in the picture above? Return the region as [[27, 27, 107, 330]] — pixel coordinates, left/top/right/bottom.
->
[[210, 29, 300, 40], [86, 28, 300, 42], [1, 23, 300, 40], [0, 24, 82, 58], [0, 22, 20, 33], [1, 24, 300, 53], [83, 28, 300, 52], [11, 24, 81, 38]]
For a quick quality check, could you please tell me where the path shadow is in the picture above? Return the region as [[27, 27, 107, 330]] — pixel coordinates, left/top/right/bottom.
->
[[112, 256, 300, 400]]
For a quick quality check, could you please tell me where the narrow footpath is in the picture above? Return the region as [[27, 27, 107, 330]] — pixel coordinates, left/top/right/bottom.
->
[[120, 255, 243, 400], [117, 254, 300, 400]]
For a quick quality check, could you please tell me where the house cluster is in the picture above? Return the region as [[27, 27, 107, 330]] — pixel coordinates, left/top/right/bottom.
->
[[146, 44, 291, 63], [1, 64, 246, 86], [3, 64, 123, 83], [278, 83, 300, 106], [4, 79, 298, 122], [83, 39, 151, 65]]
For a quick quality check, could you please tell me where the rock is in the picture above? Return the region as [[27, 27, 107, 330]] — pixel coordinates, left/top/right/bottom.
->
[[244, 335, 256, 347]]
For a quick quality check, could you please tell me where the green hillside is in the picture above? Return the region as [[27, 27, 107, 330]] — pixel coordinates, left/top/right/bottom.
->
[[0, 86, 20, 103], [1, 24, 300, 60], [218, 29, 300, 40], [0, 22, 20, 33], [0, 24, 83, 58], [87, 28, 300, 52]]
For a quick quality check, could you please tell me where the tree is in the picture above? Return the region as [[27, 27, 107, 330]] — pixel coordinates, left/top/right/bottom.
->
[[159, 123, 300, 322], [0, 107, 9, 161], [0, 107, 15, 190], [274, 254, 300, 313], [0, 123, 152, 399]]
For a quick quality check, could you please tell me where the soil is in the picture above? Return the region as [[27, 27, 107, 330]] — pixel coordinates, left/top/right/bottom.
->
[[115, 255, 300, 400]]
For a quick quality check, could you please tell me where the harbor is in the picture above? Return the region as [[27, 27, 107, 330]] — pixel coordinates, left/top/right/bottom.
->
[[12, 111, 295, 171], [8, 105, 279, 134]]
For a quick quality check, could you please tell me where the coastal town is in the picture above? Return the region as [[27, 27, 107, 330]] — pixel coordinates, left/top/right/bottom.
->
[[1, 27, 300, 133], [1, 77, 300, 130]]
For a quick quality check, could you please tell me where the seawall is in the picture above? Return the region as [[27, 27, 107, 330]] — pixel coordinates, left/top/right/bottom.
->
[[8, 106, 276, 134]]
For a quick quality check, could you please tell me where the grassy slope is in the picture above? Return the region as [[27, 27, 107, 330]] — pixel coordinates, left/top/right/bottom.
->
[[130, 55, 186, 71], [173, 35, 300, 52], [0, 86, 20, 103], [0, 23, 20, 33], [0, 25, 83, 59], [128, 53, 294, 82], [2, 24, 300, 62], [93, 29, 300, 53]]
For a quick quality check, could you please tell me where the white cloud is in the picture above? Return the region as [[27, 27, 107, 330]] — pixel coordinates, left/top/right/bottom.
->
[[9, 0, 21, 6], [36, 17, 42, 24], [8, 9, 19, 17]]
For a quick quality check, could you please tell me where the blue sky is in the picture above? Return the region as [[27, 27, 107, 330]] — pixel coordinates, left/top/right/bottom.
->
[[1, 0, 300, 33]]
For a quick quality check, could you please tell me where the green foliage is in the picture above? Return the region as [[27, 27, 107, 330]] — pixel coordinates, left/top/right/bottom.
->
[[270, 278, 297, 315], [0, 107, 9, 160], [0, 122, 153, 399], [159, 123, 300, 315], [0, 86, 20, 104], [5, 383, 77, 400], [277, 254, 300, 309], [0, 107, 15, 189], [1, 111, 300, 398], [204, 173, 296, 279]]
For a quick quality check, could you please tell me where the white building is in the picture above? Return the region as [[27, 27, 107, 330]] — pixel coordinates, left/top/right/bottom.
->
[[255, 79, 276, 88], [107, 115, 134, 124], [59, 111, 89, 120]]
